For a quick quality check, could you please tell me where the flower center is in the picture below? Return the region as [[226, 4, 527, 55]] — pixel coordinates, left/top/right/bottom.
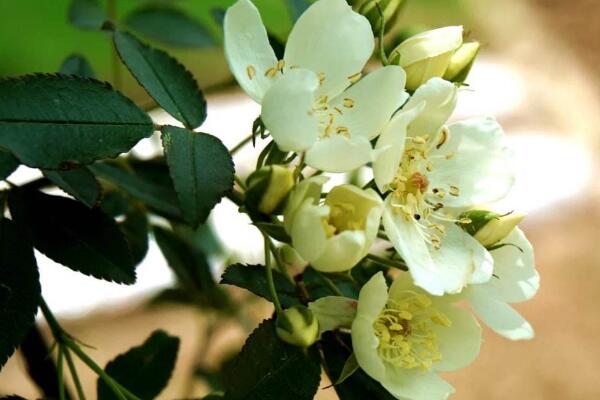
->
[[373, 291, 451, 370], [321, 203, 363, 237], [388, 128, 468, 250]]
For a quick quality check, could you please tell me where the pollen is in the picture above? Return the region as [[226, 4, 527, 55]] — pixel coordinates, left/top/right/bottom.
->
[[265, 67, 278, 78], [276, 59, 285, 71], [246, 65, 256, 80], [374, 292, 448, 370], [336, 126, 350, 137], [318, 72, 326, 85], [449, 186, 460, 197], [343, 98, 355, 108], [348, 72, 362, 83], [436, 127, 449, 149]]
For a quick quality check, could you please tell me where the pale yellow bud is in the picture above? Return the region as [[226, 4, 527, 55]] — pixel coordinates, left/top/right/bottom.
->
[[277, 244, 307, 273], [246, 165, 294, 215], [389, 26, 463, 91], [443, 41, 480, 84], [276, 305, 319, 347], [349, 0, 405, 35]]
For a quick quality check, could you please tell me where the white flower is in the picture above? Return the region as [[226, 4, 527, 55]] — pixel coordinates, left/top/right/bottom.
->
[[390, 26, 463, 91], [284, 177, 383, 272], [351, 272, 481, 400], [374, 78, 515, 295], [224, 0, 408, 172], [463, 228, 540, 340]]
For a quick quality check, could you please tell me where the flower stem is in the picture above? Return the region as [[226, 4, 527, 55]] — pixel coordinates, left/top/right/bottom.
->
[[376, 3, 390, 66], [365, 253, 408, 271], [64, 348, 86, 400], [57, 346, 66, 400], [314, 271, 345, 297], [230, 134, 253, 155], [263, 234, 283, 314]]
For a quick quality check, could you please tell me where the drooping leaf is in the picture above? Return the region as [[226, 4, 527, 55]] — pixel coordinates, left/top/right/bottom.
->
[[221, 264, 301, 308], [0, 219, 40, 370], [59, 54, 95, 78], [68, 0, 107, 30], [0, 149, 19, 180], [0, 74, 153, 169], [113, 31, 207, 129], [125, 6, 216, 48], [161, 126, 234, 227], [44, 167, 101, 208], [321, 332, 396, 400], [223, 319, 321, 400], [8, 190, 135, 284], [97, 330, 179, 400], [91, 160, 181, 220]]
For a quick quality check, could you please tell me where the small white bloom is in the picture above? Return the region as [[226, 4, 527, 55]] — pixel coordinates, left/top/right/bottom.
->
[[374, 78, 515, 295], [390, 26, 463, 91], [464, 228, 540, 340], [224, 0, 408, 172], [352, 272, 481, 400], [284, 177, 383, 272]]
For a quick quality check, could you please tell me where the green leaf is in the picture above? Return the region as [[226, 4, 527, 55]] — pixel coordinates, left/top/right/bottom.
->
[[91, 160, 181, 220], [286, 0, 312, 21], [8, 190, 135, 284], [125, 6, 216, 48], [113, 31, 207, 129], [0, 219, 40, 370], [68, 0, 107, 30], [221, 264, 301, 308], [0, 74, 153, 169], [223, 319, 321, 400], [44, 167, 101, 208], [0, 149, 19, 180], [97, 330, 179, 400], [253, 222, 291, 243], [335, 353, 359, 385], [161, 126, 234, 227], [59, 54, 95, 78], [321, 332, 396, 400]]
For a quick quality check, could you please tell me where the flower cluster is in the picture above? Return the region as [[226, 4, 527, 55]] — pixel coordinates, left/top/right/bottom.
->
[[224, 0, 539, 398]]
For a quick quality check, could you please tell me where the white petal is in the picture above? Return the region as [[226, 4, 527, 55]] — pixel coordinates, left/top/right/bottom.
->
[[469, 287, 535, 340], [428, 116, 515, 208], [351, 272, 388, 381], [284, 175, 328, 233], [261, 69, 320, 152], [305, 135, 372, 172], [486, 228, 539, 303], [373, 104, 423, 191], [396, 26, 464, 67], [383, 200, 493, 295], [284, 0, 374, 98], [382, 368, 454, 400], [432, 304, 482, 372], [331, 66, 409, 140], [308, 296, 357, 336], [290, 200, 329, 262], [403, 77, 457, 138], [224, 0, 278, 102], [312, 230, 367, 272]]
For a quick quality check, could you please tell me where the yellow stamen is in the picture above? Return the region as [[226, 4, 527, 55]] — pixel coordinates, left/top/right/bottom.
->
[[246, 65, 256, 80]]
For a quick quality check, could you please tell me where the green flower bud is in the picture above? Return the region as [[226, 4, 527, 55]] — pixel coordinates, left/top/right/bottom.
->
[[277, 244, 307, 272], [459, 209, 525, 248], [349, 0, 404, 35], [443, 41, 480, 84], [245, 165, 294, 215], [389, 26, 463, 92], [276, 305, 319, 347]]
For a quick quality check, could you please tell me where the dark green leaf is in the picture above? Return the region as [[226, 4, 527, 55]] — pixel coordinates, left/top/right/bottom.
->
[[223, 319, 321, 400], [113, 31, 207, 129], [68, 0, 107, 30], [59, 54, 95, 78], [0, 74, 153, 169], [125, 6, 216, 48], [161, 126, 234, 227], [321, 332, 396, 400], [0, 219, 40, 370], [0, 149, 19, 180], [253, 222, 291, 243], [286, 0, 312, 21], [210, 8, 226, 27], [335, 353, 359, 385], [0, 396, 29, 400], [221, 264, 300, 308], [97, 330, 179, 400], [8, 190, 135, 284], [44, 167, 101, 208], [172, 222, 224, 258], [302, 267, 359, 300], [203, 395, 224, 400], [91, 160, 181, 220]]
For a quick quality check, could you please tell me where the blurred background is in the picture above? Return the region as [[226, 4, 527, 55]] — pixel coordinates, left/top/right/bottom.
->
[[1, 0, 600, 398]]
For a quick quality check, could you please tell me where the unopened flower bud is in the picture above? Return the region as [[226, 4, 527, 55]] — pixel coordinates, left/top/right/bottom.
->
[[245, 165, 294, 215], [389, 26, 463, 91], [459, 209, 525, 248], [443, 41, 480, 84], [276, 305, 319, 347], [349, 0, 404, 35], [278, 244, 307, 272]]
